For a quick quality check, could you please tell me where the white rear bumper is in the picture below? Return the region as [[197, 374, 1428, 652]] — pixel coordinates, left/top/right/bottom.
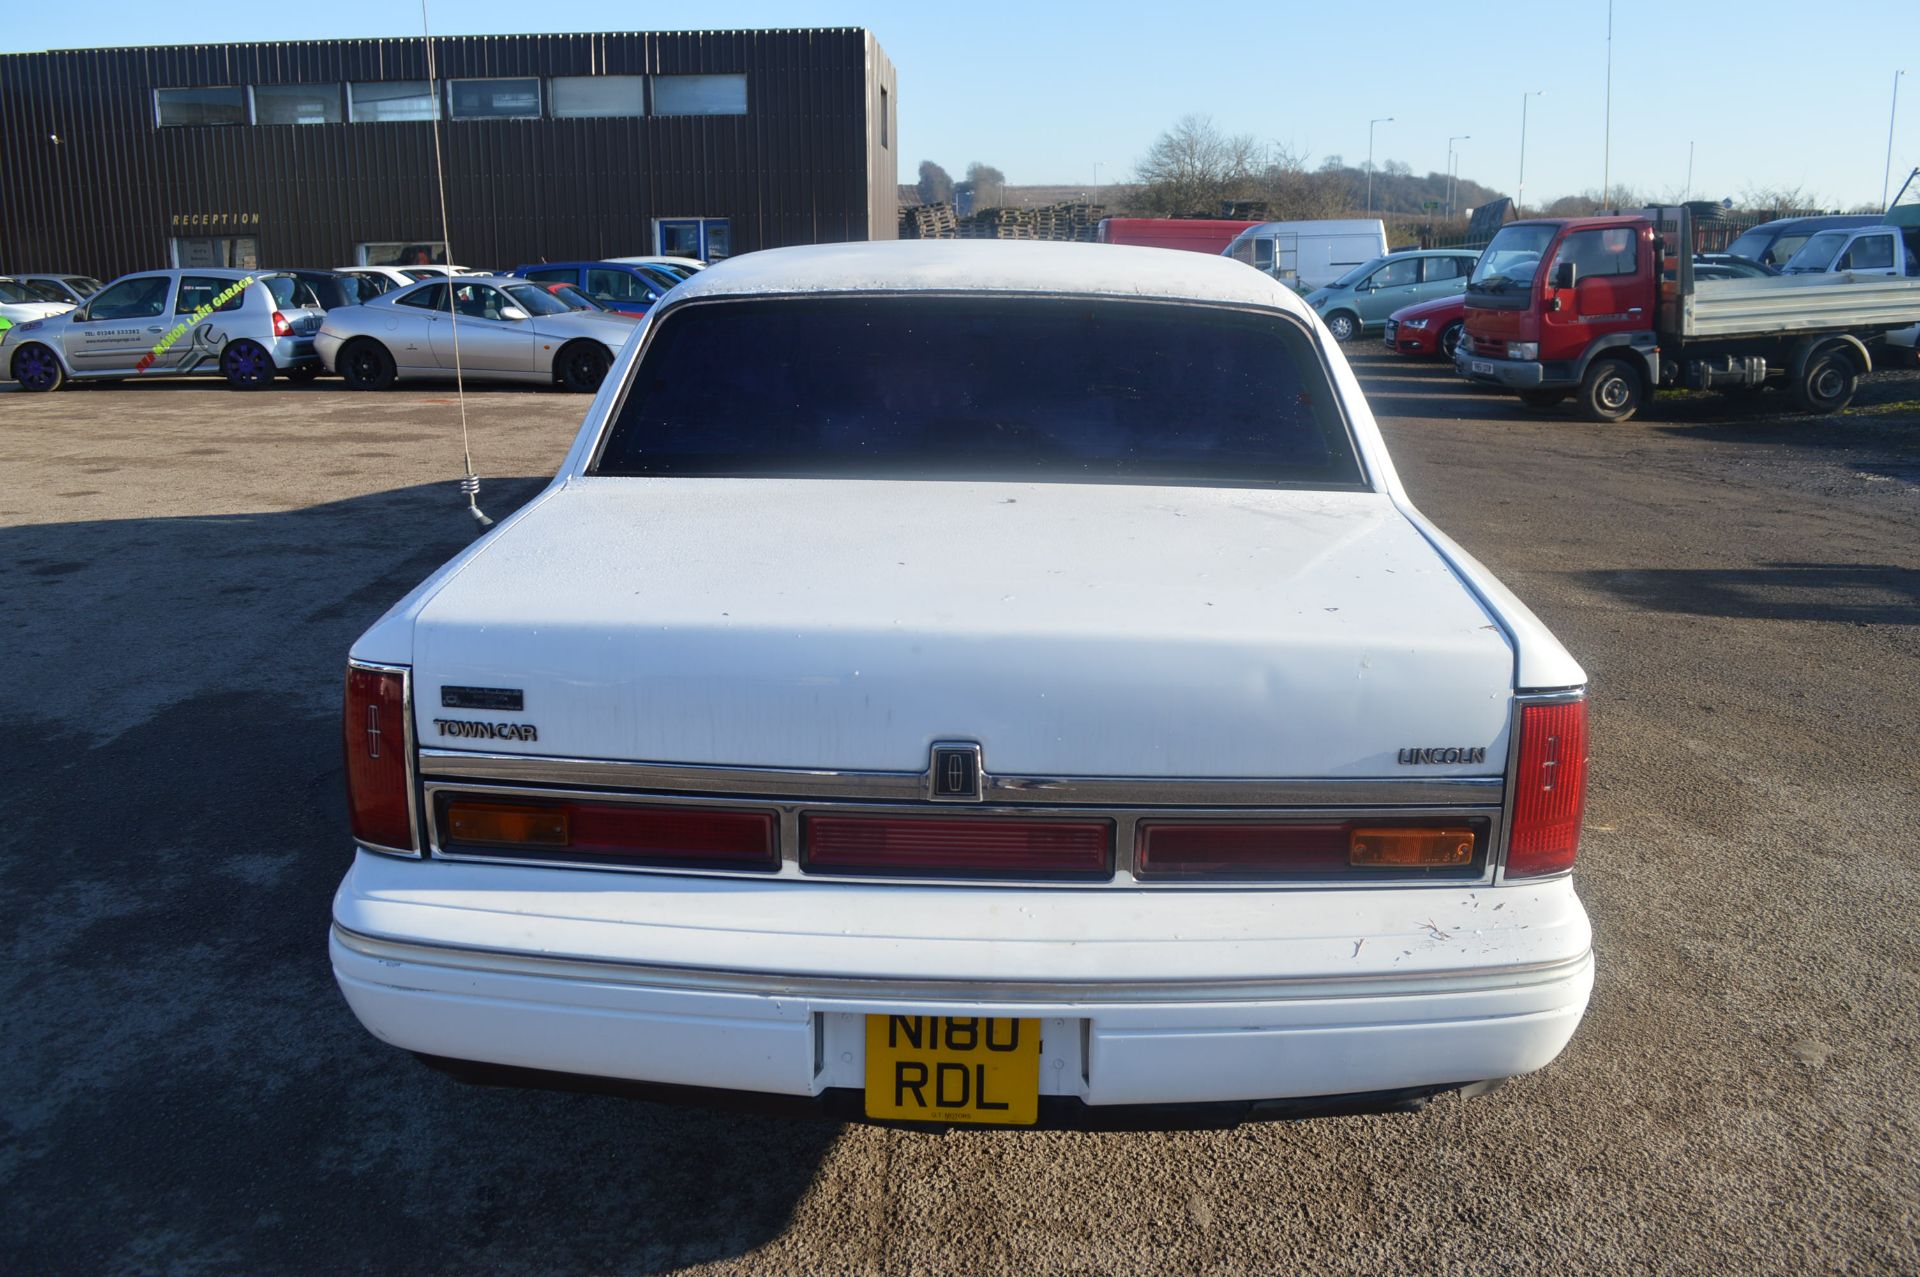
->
[[331, 851, 1593, 1111]]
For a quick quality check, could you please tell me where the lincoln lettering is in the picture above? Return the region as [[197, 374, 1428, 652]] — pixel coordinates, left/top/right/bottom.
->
[[1397, 746, 1488, 764], [434, 719, 539, 742]]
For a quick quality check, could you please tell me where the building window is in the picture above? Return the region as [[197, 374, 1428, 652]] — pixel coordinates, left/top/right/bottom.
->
[[448, 78, 541, 120], [551, 75, 648, 119], [652, 74, 747, 116], [880, 86, 889, 148], [356, 241, 449, 267], [156, 87, 247, 127], [656, 217, 731, 261], [348, 81, 439, 123], [253, 84, 344, 125]]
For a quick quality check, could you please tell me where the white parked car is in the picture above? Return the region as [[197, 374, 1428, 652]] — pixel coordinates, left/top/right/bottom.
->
[[330, 241, 1594, 1128], [0, 276, 75, 327]]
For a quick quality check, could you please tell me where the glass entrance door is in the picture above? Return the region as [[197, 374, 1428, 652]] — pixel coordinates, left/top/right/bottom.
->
[[170, 236, 259, 269]]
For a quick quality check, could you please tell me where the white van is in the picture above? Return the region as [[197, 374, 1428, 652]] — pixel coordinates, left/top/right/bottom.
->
[[1222, 219, 1390, 291]]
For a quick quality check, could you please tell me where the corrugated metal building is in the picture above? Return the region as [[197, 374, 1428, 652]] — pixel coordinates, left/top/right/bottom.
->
[[0, 28, 898, 278]]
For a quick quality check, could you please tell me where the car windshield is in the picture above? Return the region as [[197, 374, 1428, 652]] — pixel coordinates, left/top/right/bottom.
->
[[69, 277, 103, 295], [594, 296, 1363, 488], [0, 279, 39, 303], [20, 279, 72, 303], [1723, 229, 1777, 262], [401, 268, 444, 281], [1782, 230, 1849, 272], [551, 285, 603, 311], [1470, 226, 1556, 292], [1328, 258, 1381, 288], [501, 283, 574, 316]]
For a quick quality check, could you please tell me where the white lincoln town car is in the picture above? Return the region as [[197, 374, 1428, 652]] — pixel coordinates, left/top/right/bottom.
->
[[331, 241, 1593, 1128]]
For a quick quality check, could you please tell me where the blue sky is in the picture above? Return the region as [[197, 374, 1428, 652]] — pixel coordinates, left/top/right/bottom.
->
[[10, 1, 1918, 208]]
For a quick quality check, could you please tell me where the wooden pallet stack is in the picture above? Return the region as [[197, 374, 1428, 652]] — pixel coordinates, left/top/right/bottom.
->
[[901, 202, 960, 239]]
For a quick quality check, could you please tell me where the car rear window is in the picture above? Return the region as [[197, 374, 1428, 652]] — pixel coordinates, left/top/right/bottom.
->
[[592, 296, 1364, 488]]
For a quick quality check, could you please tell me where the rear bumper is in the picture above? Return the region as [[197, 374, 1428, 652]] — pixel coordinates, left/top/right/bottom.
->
[[330, 852, 1594, 1119], [266, 334, 320, 367]]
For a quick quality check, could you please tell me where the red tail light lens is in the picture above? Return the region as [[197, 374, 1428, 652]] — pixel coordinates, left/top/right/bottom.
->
[[1506, 698, 1589, 878], [271, 310, 294, 337], [440, 798, 776, 870], [344, 664, 417, 852], [805, 815, 1112, 877]]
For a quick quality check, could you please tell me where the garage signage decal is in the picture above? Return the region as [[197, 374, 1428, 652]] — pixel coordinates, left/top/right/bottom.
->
[[135, 276, 255, 372]]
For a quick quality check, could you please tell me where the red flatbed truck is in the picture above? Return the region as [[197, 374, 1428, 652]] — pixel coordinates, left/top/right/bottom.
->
[[1454, 205, 1920, 421]]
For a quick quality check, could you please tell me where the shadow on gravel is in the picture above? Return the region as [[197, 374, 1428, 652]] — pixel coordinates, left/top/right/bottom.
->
[[0, 482, 837, 1276], [1577, 562, 1920, 625]]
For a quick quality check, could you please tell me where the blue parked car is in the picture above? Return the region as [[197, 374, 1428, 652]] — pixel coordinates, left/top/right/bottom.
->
[[507, 261, 683, 317]]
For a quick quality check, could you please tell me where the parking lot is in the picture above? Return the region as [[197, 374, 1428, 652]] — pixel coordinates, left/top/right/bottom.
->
[[3, 353, 1917, 1275]]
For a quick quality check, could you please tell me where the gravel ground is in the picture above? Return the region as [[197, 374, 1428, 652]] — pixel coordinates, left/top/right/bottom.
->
[[1, 354, 1916, 1276]]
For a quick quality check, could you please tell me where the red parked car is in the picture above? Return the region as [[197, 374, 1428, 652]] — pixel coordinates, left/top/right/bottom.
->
[[1382, 293, 1467, 359]]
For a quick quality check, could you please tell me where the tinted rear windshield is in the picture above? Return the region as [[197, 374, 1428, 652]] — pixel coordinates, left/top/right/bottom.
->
[[592, 296, 1363, 487]]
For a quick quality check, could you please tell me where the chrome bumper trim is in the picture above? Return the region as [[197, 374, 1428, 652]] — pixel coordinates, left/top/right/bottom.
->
[[332, 924, 1591, 1005], [417, 748, 1504, 809]]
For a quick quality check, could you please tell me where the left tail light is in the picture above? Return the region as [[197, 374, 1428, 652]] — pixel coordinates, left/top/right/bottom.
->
[[271, 310, 295, 337], [344, 662, 418, 854]]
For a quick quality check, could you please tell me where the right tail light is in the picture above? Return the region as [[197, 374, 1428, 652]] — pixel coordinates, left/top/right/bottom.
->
[[1506, 698, 1589, 878]]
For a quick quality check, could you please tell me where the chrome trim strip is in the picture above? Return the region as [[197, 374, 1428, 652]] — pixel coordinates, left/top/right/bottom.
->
[[348, 657, 422, 858], [418, 748, 1504, 809], [420, 780, 1500, 890], [333, 924, 1593, 1005]]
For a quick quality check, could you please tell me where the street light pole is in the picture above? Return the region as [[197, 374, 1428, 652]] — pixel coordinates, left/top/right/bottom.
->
[[1093, 161, 1103, 209], [1447, 134, 1470, 217], [1517, 90, 1543, 214], [1885, 70, 1906, 210], [1602, 0, 1613, 205], [1367, 116, 1393, 216], [1684, 140, 1694, 202]]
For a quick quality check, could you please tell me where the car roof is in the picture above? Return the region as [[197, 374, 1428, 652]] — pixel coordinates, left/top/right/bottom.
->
[[1740, 214, 1880, 234], [669, 241, 1313, 314]]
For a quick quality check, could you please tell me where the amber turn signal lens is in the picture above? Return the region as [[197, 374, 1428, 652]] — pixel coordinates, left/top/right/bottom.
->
[[1349, 827, 1475, 867], [447, 803, 570, 847]]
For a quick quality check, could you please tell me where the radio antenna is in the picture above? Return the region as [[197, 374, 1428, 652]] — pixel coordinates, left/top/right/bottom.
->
[[421, 0, 491, 529]]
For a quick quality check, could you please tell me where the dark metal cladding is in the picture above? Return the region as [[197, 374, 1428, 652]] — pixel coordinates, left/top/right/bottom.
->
[[0, 28, 898, 279]]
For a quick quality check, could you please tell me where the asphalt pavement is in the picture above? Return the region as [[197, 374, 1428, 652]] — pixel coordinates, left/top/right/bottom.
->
[[2, 354, 1916, 1276]]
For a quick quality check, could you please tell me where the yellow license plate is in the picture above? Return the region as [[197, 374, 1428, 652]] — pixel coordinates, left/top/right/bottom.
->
[[863, 1015, 1041, 1125]]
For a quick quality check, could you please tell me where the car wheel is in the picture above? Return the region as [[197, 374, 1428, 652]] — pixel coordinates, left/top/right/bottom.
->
[[1517, 389, 1569, 410], [221, 339, 275, 390], [1439, 321, 1464, 360], [1324, 312, 1360, 342], [558, 341, 612, 393], [1790, 346, 1858, 414], [10, 342, 65, 392], [285, 363, 321, 385], [1576, 358, 1644, 423], [339, 339, 396, 391]]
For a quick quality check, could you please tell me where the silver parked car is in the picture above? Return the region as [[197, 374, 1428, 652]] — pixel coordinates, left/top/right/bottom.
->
[[12, 273, 105, 305], [315, 275, 641, 393], [2, 269, 325, 391]]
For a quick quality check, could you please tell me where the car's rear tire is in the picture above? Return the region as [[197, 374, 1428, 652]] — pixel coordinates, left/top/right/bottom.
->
[[1439, 321, 1463, 359], [285, 363, 321, 385], [1790, 346, 1858, 415], [339, 339, 396, 391], [10, 342, 64, 392], [222, 339, 275, 390], [1517, 389, 1569, 410], [1576, 358, 1644, 423], [1324, 312, 1360, 343], [558, 341, 612, 393]]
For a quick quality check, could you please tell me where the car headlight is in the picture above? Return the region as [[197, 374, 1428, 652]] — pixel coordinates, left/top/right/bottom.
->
[[1506, 341, 1539, 360], [1403, 318, 1430, 330]]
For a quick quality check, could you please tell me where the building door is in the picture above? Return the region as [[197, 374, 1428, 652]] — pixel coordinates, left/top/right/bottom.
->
[[655, 218, 731, 261], [171, 236, 260, 270]]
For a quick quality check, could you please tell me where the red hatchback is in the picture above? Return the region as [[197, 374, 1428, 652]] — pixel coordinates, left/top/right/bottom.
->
[[1383, 293, 1467, 359]]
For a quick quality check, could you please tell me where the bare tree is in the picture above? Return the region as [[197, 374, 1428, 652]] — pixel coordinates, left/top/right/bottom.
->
[[964, 162, 1007, 208], [1133, 114, 1260, 215], [916, 161, 953, 206], [1738, 182, 1823, 215]]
